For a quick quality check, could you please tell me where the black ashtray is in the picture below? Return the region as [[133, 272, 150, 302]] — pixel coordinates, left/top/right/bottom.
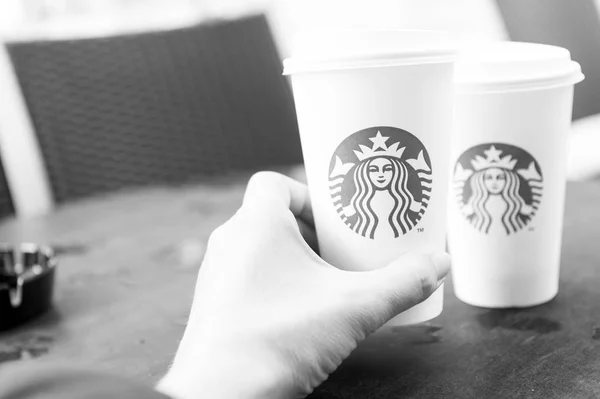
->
[[0, 244, 57, 331]]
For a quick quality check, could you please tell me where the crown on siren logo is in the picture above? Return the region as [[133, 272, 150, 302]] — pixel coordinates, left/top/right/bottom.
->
[[328, 127, 433, 240], [470, 145, 517, 171], [353, 132, 407, 162]]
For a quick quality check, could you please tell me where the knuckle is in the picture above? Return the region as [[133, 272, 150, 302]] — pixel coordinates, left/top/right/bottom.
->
[[207, 224, 229, 248], [245, 172, 282, 213], [208, 206, 283, 254], [247, 171, 281, 189], [411, 257, 438, 299], [344, 272, 396, 322], [234, 203, 254, 221], [207, 213, 245, 247]]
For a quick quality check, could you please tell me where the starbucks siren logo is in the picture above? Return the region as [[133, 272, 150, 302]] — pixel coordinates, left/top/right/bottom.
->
[[328, 126, 432, 239], [453, 143, 543, 235]]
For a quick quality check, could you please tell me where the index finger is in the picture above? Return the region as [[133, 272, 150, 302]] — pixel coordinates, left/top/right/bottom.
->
[[243, 171, 314, 226]]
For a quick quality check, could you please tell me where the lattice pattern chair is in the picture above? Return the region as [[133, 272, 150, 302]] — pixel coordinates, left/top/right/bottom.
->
[[2, 14, 302, 213]]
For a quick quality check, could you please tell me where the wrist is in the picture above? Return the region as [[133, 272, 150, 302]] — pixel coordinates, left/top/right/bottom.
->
[[157, 336, 288, 399]]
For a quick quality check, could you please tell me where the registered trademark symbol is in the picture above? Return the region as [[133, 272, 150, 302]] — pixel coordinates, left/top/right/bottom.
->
[[528, 227, 535, 232], [417, 228, 425, 233]]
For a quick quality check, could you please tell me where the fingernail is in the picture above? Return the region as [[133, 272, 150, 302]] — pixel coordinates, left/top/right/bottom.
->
[[430, 252, 451, 279]]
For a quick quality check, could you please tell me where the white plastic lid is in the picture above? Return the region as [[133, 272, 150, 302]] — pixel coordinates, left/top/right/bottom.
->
[[283, 30, 455, 75], [455, 41, 584, 92]]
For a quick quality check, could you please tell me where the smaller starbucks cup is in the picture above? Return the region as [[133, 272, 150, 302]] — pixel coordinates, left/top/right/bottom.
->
[[448, 42, 584, 308], [284, 31, 455, 324]]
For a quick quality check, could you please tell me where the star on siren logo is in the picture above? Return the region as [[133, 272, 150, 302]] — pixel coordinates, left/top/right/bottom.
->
[[328, 126, 432, 239], [453, 143, 543, 235]]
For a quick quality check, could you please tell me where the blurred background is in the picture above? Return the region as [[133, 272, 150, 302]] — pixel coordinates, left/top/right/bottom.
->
[[0, 0, 599, 220], [0, 0, 507, 47]]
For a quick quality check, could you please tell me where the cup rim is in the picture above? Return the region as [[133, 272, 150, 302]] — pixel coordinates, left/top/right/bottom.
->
[[456, 68, 584, 93]]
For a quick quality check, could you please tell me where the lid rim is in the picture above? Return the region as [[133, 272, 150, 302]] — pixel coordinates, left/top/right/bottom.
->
[[456, 71, 585, 93]]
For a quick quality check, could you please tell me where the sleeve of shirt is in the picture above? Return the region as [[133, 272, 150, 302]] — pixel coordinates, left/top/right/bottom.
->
[[0, 361, 173, 399]]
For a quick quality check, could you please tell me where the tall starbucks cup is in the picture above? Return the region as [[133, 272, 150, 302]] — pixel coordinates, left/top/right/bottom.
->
[[284, 31, 455, 324], [449, 42, 584, 308]]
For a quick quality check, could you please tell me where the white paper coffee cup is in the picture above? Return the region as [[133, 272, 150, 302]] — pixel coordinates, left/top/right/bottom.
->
[[284, 31, 455, 324], [449, 42, 584, 308]]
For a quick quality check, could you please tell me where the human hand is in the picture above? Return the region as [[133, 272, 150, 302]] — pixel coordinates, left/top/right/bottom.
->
[[157, 172, 450, 399]]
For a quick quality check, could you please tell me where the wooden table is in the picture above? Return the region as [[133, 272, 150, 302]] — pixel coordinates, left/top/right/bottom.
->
[[1, 174, 600, 399]]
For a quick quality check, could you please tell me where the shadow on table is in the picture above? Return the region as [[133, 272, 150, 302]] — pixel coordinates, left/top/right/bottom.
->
[[309, 325, 443, 398], [0, 307, 62, 364]]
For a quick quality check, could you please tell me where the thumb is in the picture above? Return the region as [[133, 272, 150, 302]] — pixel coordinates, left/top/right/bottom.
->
[[353, 252, 451, 326]]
